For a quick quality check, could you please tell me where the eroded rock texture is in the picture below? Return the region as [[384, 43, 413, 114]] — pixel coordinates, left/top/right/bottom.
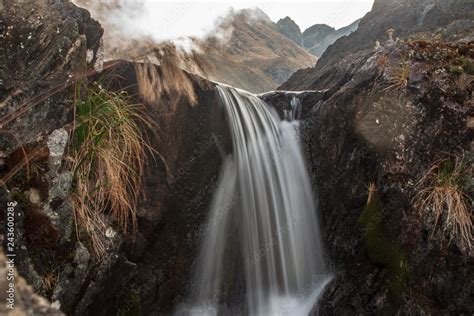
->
[[0, 249, 64, 315], [266, 0, 474, 313], [1, 2, 228, 315]]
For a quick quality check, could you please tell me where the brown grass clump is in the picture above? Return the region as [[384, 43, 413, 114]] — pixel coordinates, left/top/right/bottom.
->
[[385, 62, 410, 91], [455, 73, 473, 92], [134, 43, 198, 107], [135, 61, 163, 105], [413, 156, 473, 253], [70, 83, 150, 257], [367, 181, 378, 205]]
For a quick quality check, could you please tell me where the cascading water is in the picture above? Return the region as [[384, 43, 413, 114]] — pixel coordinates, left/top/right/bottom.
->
[[178, 85, 330, 315]]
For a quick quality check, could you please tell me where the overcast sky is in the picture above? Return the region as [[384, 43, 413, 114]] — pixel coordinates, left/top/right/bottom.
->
[[220, 1, 374, 30], [76, 1, 374, 42]]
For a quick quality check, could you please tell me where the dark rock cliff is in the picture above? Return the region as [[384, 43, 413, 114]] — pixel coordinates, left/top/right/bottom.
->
[[268, 40, 474, 315], [1, 2, 229, 315], [265, 0, 474, 313]]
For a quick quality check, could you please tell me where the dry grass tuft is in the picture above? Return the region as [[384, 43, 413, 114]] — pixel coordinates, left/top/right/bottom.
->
[[70, 83, 151, 257], [367, 181, 378, 205], [135, 61, 162, 105], [413, 156, 473, 253], [134, 43, 197, 107], [42, 271, 58, 292], [455, 73, 473, 92], [385, 62, 410, 92]]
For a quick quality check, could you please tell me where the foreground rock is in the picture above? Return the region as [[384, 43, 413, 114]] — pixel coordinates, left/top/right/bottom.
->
[[265, 0, 474, 313], [0, 248, 63, 315], [1, 2, 227, 315]]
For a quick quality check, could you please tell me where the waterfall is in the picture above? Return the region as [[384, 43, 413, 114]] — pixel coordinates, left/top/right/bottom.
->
[[178, 85, 330, 316]]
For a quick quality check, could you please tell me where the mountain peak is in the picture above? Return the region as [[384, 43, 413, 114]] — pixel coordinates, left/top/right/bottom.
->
[[238, 7, 272, 23], [303, 24, 335, 36], [301, 21, 358, 57], [276, 16, 303, 45]]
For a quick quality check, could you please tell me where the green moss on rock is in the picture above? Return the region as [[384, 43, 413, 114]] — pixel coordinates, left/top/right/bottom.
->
[[358, 188, 410, 300]]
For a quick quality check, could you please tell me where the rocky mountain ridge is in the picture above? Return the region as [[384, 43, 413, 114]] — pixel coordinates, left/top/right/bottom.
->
[[280, 0, 474, 90], [276, 16, 361, 57], [194, 8, 317, 93], [71, 4, 318, 94]]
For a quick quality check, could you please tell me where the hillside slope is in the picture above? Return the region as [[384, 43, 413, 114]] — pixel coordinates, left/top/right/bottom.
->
[[280, 0, 474, 90], [197, 9, 317, 93]]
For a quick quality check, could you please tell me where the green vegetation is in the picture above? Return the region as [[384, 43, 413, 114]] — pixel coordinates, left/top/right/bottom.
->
[[359, 183, 410, 299], [460, 57, 474, 75], [449, 65, 464, 75], [413, 156, 473, 252], [70, 82, 151, 257]]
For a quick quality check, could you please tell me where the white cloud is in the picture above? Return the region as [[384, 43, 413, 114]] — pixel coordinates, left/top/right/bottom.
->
[[74, 1, 373, 43]]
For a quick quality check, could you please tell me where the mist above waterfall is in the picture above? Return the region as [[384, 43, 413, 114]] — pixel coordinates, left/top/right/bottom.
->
[[72, 1, 371, 93], [72, 0, 269, 53]]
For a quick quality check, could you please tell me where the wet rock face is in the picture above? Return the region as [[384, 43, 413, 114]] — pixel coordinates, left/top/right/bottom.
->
[[83, 62, 231, 315], [266, 38, 474, 314], [259, 90, 327, 120]]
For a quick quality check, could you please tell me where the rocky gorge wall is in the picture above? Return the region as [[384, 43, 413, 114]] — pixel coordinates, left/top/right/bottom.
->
[[268, 0, 474, 313], [1, 2, 230, 314], [269, 40, 474, 314]]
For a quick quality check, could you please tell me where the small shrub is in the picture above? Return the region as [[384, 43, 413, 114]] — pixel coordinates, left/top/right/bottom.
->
[[448, 65, 464, 75], [413, 156, 473, 252], [460, 57, 474, 75], [385, 62, 410, 91], [70, 83, 151, 257]]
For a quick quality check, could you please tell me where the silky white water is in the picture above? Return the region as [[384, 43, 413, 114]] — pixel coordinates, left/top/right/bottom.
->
[[178, 85, 329, 315]]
